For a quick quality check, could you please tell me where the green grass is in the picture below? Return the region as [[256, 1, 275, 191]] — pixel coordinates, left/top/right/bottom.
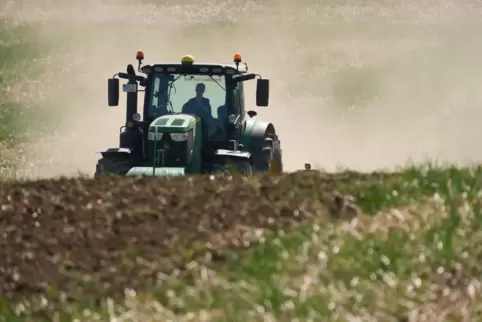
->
[[2, 164, 482, 321]]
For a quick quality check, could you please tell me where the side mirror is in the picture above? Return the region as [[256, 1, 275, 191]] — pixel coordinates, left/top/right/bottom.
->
[[256, 79, 269, 107], [108, 78, 119, 106]]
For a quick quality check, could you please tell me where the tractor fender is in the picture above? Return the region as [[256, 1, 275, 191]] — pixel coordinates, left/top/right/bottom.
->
[[214, 149, 251, 160], [98, 148, 132, 159], [241, 118, 278, 154]]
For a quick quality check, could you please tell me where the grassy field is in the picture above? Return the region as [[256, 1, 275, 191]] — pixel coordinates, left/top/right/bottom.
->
[[0, 166, 481, 321]]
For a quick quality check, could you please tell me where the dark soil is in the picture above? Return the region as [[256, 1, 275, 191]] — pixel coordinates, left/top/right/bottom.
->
[[0, 171, 360, 303]]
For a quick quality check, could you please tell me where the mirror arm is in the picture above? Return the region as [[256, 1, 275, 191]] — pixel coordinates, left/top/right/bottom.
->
[[233, 73, 260, 83], [115, 72, 146, 84]]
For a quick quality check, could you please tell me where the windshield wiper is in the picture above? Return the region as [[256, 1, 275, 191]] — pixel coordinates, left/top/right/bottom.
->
[[209, 75, 225, 90]]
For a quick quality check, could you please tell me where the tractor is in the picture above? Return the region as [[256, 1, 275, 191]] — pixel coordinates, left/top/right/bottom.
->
[[95, 51, 283, 177]]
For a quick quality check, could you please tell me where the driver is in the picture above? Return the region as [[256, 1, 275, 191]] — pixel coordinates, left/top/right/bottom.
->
[[182, 83, 213, 121]]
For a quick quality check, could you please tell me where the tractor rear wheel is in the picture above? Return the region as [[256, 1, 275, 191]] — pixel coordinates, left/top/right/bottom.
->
[[254, 136, 283, 174], [94, 157, 132, 177]]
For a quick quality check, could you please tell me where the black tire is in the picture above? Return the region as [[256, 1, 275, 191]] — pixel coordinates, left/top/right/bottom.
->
[[272, 140, 283, 173], [235, 159, 253, 175], [94, 157, 132, 177], [254, 136, 283, 174], [212, 157, 253, 175]]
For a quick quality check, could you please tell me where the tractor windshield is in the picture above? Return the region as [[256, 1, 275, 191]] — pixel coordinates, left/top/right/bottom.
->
[[147, 74, 227, 123]]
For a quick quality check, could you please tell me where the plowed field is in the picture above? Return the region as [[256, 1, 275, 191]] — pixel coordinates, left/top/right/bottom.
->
[[0, 171, 359, 303]]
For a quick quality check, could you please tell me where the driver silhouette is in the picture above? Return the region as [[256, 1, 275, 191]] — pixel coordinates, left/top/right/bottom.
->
[[182, 83, 213, 120]]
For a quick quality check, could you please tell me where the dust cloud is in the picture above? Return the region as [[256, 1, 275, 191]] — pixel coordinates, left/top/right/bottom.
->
[[6, 0, 482, 178]]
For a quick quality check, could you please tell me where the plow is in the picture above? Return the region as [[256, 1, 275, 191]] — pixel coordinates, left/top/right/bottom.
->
[[95, 51, 285, 177]]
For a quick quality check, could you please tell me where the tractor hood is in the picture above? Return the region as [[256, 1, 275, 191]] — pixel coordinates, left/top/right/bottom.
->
[[126, 167, 185, 176], [129, 114, 199, 177], [149, 114, 197, 133]]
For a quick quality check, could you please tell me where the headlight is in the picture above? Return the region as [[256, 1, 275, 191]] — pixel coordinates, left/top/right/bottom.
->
[[148, 132, 163, 141], [170, 132, 188, 141]]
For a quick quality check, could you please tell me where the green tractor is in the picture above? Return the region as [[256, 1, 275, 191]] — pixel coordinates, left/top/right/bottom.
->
[[95, 51, 283, 177]]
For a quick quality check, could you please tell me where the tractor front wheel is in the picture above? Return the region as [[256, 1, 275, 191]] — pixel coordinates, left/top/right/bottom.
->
[[212, 157, 253, 175], [94, 157, 132, 177]]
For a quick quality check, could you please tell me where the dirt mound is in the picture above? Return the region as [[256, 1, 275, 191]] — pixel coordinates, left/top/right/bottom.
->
[[0, 171, 359, 303]]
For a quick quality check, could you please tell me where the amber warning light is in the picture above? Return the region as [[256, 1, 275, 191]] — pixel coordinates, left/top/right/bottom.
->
[[233, 53, 242, 63], [136, 50, 144, 61]]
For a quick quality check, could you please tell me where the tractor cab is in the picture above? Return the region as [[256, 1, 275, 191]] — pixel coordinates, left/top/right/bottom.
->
[[139, 54, 268, 133], [142, 60, 238, 141]]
